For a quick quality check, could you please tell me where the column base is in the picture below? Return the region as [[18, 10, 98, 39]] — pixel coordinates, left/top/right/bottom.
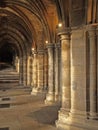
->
[[31, 87, 44, 95], [56, 109, 98, 130], [19, 83, 23, 86], [45, 92, 55, 105], [55, 94, 61, 103], [89, 112, 98, 120]]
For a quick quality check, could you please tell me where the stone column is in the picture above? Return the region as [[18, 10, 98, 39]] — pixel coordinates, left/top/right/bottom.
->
[[88, 26, 97, 119], [27, 56, 32, 86], [31, 51, 37, 94], [44, 50, 48, 91], [56, 31, 71, 129], [37, 50, 44, 92], [31, 56, 34, 86], [97, 26, 98, 113], [27, 56, 31, 86], [17, 58, 19, 73], [23, 56, 27, 86], [55, 43, 61, 102], [60, 33, 71, 115], [15, 56, 19, 73], [45, 43, 54, 104], [97, 1, 98, 22], [19, 57, 23, 85], [30, 57, 33, 86]]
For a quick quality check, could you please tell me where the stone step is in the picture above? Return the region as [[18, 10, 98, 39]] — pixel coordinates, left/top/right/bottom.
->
[[0, 79, 19, 81], [0, 73, 18, 75], [0, 73, 19, 75], [0, 75, 19, 79], [0, 87, 32, 97], [0, 80, 19, 83], [0, 69, 19, 83], [0, 93, 46, 109]]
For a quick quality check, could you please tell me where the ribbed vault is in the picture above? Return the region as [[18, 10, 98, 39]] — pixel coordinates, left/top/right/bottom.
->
[[0, 0, 59, 54]]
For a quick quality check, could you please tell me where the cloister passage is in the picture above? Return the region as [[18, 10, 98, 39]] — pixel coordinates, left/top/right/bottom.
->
[[0, 1, 97, 130]]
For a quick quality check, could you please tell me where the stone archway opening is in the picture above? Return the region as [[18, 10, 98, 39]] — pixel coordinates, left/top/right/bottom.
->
[[0, 43, 16, 70]]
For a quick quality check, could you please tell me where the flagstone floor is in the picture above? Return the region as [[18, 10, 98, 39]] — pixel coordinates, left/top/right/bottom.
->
[[0, 92, 60, 130]]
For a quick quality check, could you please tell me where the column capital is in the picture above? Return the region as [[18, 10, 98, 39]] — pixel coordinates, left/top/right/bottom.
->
[[59, 34, 71, 41], [96, 26, 98, 36], [87, 26, 97, 38], [54, 43, 61, 48], [46, 43, 54, 48], [32, 50, 37, 55], [56, 27, 71, 36], [37, 49, 45, 54], [86, 24, 97, 30]]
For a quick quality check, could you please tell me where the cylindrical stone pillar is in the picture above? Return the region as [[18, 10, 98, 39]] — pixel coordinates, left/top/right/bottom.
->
[[31, 51, 37, 94], [23, 56, 27, 86], [27, 56, 32, 86], [44, 50, 48, 91], [37, 50, 44, 92], [60, 33, 71, 116], [31, 56, 34, 86], [17, 58, 19, 73], [55, 43, 61, 102], [45, 43, 54, 104], [97, 26, 98, 113], [88, 26, 97, 119], [27, 56, 31, 86], [15, 56, 19, 72], [30, 57, 33, 86], [19, 57, 23, 85]]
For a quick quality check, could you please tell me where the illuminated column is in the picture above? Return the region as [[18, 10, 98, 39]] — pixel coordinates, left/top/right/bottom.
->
[[17, 58, 19, 73], [23, 56, 27, 86], [44, 50, 48, 90], [45, 43, 54, 104], [88, 26, 97, 119], [31, 51, 37, 94], [55, 43, 61, 102], [29, 57, 33, 86], [31, 56, 34, 86], [62, 34, 70, 113], [56, 29, 71, 129], [27, 56, 30, 86], [97, 26, 98, 113], [27, 56, 32, 86], [59, 32, 71, 116], [19, 57, 23, 85], [97, 2, 98, 22], [15, 56, 19, 72], [37, 50, 44, 92]]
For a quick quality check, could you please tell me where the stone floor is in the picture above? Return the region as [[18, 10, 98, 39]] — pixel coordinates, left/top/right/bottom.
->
[[0, 90, 60, 130]]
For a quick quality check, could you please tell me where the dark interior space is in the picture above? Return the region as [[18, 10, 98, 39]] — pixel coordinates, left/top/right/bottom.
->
[[0, 43, 16, 69]]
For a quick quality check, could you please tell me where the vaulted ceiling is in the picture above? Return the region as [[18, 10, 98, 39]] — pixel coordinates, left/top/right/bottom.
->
[[0, 0, 60, 57], [0, 0, 97, 57]]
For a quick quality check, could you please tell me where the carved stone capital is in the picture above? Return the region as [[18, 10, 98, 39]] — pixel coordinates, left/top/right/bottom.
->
[[56, 27, 71, 36], [37, 49, 44, 54], [87, 25, 97, 37], [54, 43, 61, 48], [46, 43, 54, 48]]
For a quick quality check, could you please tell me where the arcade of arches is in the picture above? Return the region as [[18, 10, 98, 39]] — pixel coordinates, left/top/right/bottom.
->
[[0, 0, 98, 130]]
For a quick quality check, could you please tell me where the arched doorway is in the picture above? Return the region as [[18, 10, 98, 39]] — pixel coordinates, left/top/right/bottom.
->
[[0, 42, 16, 70]]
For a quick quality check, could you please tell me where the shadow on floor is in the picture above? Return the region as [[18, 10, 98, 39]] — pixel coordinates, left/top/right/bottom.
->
[[28, 105, 60, 125]]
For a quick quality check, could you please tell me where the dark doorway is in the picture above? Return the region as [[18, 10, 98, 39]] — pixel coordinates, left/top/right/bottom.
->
[[0, 43, 16, 69]]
